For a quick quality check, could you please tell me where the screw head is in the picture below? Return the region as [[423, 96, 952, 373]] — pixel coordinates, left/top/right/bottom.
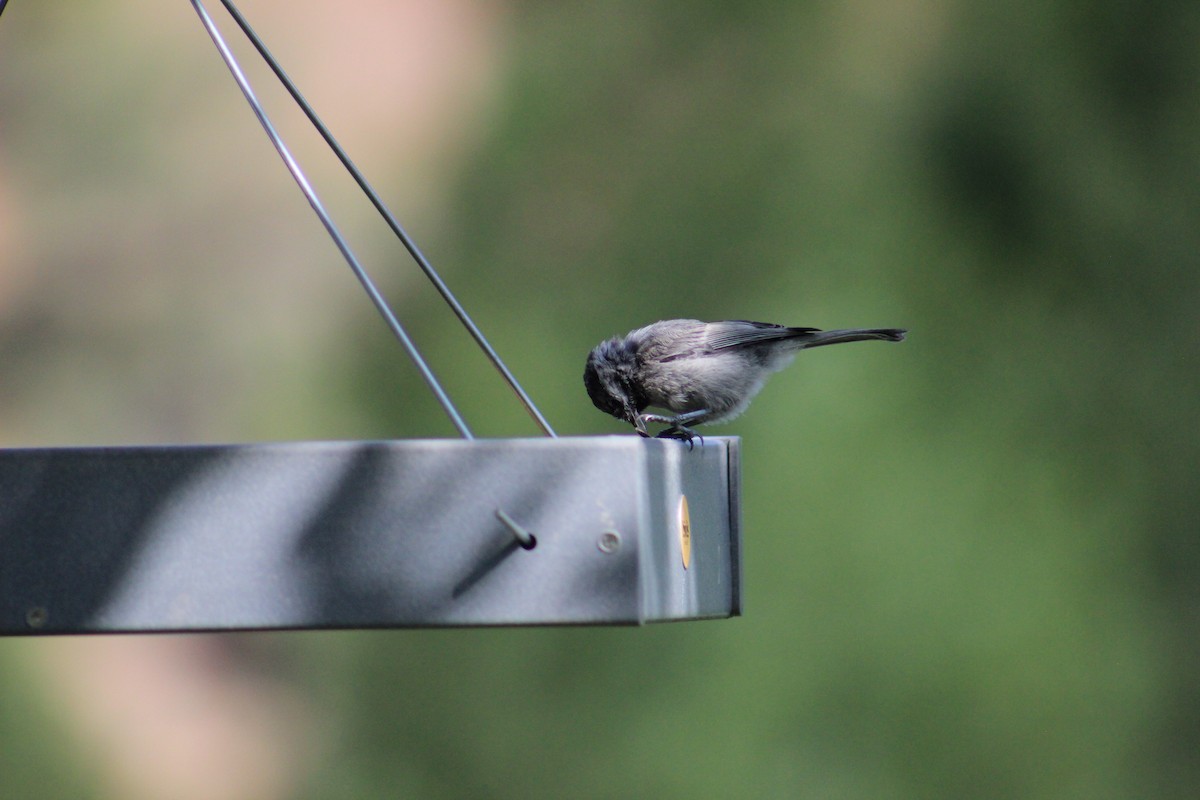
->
[[25, 607, 48, 629], [597, 530, 621, 554]]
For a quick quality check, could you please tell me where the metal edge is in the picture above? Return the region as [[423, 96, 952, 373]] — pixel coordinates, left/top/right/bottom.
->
[[726, 437, 743, 616]]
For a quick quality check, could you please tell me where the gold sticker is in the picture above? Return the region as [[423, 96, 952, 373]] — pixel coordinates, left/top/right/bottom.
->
[[679, 494, 691, 570]]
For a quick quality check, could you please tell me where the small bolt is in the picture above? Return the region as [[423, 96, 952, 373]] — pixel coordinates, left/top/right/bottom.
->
[[597, 530, 621, 554], [495, 508, 537, 550], [25, 607, 48, 629]]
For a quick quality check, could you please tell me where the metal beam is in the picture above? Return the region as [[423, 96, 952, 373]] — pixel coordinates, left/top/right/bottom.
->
[[0, 437, 741, 633]]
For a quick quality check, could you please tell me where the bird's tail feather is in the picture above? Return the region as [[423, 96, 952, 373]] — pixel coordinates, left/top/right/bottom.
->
[[793, 328, 907, 348]]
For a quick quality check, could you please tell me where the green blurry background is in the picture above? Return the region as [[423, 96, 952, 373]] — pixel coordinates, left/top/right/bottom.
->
[[2, 1, 1198, 798]]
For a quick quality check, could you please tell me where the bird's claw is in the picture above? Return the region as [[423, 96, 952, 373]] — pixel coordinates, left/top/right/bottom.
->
[[655, 425, 703, 450], [633, 414, 650, 437]]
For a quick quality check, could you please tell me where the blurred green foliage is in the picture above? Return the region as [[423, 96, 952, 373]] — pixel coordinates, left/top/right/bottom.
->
[[337, 2, 1200, 797], [3, 0, 1200, 798]]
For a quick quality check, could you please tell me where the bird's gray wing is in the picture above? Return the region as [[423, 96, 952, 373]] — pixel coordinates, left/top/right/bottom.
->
[[633, 319, 712, 363], [703, 320, 819, 351]]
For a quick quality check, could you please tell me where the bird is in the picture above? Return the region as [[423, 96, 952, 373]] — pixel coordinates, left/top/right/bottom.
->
[[583, 319, 906, 443]]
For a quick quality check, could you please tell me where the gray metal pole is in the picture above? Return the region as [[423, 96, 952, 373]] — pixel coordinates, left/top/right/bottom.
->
[[191, 0, 474, 439]]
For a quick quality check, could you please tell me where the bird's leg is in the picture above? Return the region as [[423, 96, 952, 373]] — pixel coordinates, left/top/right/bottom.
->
[[672, 410, 710, 426], [637, 410, 708, 428], [638, 410, 708, 449]]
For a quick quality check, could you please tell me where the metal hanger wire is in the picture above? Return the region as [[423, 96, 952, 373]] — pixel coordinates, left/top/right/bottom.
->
[[1, 0, 555, 438], [212, 0, 557, 438], [191, 0, 477, 439]]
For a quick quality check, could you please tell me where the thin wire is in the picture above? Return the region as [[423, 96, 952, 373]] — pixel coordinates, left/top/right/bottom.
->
[[217, 0, 557, 438], [190, 0, 473, 440]]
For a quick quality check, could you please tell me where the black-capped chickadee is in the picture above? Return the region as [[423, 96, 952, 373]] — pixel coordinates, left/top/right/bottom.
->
[[584, 319, 906, 442]]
